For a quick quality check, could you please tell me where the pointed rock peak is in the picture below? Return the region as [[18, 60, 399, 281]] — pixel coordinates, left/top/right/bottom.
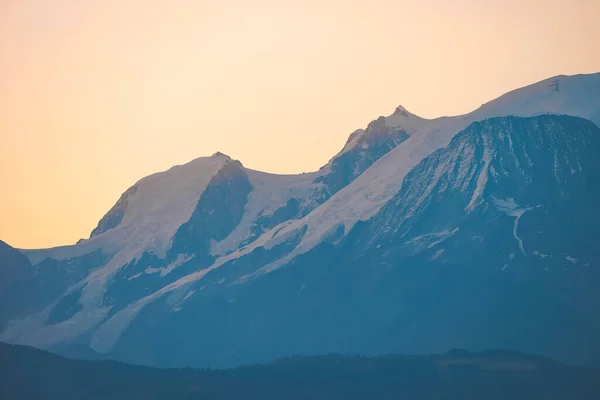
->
[[366, 116, 387, 131], [211, 151, 231, 160], [210, 158, 248, 185], [385, 104, 427, 133], [228, 159, 245, 169], [214, 152, 244, 170], [392, 105, 411, 117]]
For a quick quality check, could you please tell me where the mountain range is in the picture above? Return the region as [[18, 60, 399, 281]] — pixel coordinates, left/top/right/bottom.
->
[[1, 73, 600, 368]]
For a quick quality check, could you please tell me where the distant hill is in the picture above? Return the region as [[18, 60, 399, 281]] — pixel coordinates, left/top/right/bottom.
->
[[1, 342, 600, 400]]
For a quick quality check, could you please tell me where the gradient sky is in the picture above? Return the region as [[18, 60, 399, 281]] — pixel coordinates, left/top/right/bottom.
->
[[1, 0, 599, 249]]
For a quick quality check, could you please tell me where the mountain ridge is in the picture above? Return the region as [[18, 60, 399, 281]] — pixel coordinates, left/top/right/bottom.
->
[[1, 72, 600, 369]]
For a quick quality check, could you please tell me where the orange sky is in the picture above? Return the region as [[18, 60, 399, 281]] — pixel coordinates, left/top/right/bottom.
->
[[1, 0, 599, 249]]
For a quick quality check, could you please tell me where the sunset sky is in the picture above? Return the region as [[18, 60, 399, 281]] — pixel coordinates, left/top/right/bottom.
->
[[1, 0, 599, 249]]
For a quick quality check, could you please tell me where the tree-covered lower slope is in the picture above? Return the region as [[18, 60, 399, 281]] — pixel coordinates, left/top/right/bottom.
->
[[1, 342, 599, 400]]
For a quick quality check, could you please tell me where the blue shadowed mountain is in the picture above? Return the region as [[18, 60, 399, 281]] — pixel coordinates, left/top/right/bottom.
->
[[1, 73, 600, 369]]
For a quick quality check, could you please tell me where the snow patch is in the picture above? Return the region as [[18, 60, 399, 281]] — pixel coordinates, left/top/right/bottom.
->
[[127, 273, 142, 281], [183, 290, 195, 300], [532, 250, 551, 258], [159, 254, 193, 277], [405, 228, 459, 246], [144, 266, 160, 275], [465, 134, 492, 213], [492, 197, 538, 255], [429, 249, 444, 261]]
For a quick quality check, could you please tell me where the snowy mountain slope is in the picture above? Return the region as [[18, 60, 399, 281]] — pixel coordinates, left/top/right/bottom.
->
[[209, 169, 318, 256], [89, 114, 600, 368], [3, 157, 319, 348], [311, 118, 410, 204], [25, 153, 232, 264], [324, 114, 600, 365], [24, 104, 417, 267], [274, 74, 600, 269], [2, 72, 600, 367], [2, 101, 417, 350], [363, 115, 600, 261], [154, 73, 600, 285], [61, 73, 600, 358], [46, 113, 600, 368], [30, 73, 590, 267]]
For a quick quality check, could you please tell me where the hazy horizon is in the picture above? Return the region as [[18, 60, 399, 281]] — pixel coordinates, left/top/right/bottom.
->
[[1, 0, 599, 249]]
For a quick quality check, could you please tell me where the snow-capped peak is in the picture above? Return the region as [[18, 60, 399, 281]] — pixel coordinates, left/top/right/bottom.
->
[[211, 151, 231, 159], [384, 105, 428, 133], [338, 106, 425, 156], [26, 154, 233, 263], [392, 105, 411, 117]]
